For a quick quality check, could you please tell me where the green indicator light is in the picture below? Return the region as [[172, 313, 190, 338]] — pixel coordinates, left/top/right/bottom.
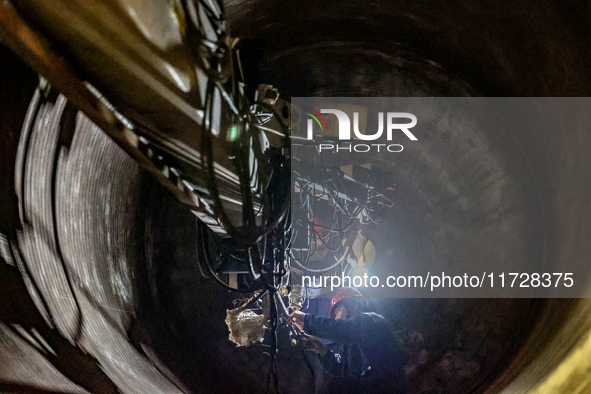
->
[[228, 125, 239, 141]]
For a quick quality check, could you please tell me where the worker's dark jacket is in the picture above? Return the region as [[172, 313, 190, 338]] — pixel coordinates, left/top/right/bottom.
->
[[304, 312, 406, 394]]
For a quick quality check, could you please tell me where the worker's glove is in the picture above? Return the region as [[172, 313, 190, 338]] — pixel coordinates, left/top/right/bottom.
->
[[290, 310, 306, 330], [301, 335, 329, 356]]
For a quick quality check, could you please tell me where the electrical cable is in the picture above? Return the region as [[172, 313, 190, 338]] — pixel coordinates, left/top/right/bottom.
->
[[266, 290, 280, 394], [196, 220, 259, 293]]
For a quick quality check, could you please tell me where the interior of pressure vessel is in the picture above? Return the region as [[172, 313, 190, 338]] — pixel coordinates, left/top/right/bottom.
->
[[2, 1, 591, 393]]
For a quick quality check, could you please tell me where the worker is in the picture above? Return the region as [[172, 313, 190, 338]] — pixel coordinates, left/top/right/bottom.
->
[[291, 287, 406, 394]]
